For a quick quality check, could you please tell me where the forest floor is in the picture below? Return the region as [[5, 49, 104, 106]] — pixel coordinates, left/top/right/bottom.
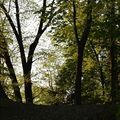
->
[[0, 99, 118, 120]]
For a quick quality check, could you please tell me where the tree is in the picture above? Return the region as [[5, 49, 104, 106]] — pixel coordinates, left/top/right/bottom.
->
[[0, 38, 8, 100], [1, 31, 22, 102], [0, 0, 56, 103], [108, 0, 118, 104], [50, 0, 110, 104], [0, 81, 8, 100], [54, 0, 120, 105], [0, 7, 22, 102], [50, 0, 120, 105], [72, 0, 93, 104]]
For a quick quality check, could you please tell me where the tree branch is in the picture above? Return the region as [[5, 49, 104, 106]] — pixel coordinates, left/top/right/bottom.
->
[[72, 0, 79, 44], [27, 0, 47, 66], [34, 0, 47, 43], [0, 3, 27, 69], [42, 0, 55, 33], [0, 4, 19, 40], [80, 0, 92, 45], [0, 30, 22, 102], [15, 0, 22, 39]]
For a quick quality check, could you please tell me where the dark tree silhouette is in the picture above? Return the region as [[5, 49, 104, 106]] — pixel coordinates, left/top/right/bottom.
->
[[0, 0, 55, 103], [72, 0, 93, 104]]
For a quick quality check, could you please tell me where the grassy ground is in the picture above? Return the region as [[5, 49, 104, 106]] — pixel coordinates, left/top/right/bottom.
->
[[0, 99, 117, 120]]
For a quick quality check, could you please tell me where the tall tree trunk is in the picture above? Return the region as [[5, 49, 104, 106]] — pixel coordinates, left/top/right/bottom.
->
[[23, 0, 48, 103], [75, 43, 84, 104], [3, 44, 22, 102], [73, 0, 93, 104], [1, 0, 55, 103], [24, 62, 33, 103], [0, 31, 22, 102], [24, 72, 33, 103], [110, 41, 117, 104], [109, 0, 117, 104]]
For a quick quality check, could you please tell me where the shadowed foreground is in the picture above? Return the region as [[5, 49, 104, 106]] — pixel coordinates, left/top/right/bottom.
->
[[0, 99, 117, 120]]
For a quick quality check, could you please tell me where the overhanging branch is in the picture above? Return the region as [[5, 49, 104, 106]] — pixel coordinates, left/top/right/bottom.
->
[[0, 4, 19, 40]]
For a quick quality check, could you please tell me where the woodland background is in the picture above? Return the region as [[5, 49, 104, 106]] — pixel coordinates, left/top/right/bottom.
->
[[0, 1, 120, 119]]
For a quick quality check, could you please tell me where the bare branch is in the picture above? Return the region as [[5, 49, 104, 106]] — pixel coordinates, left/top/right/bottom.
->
[[0, 2, 27, 68], [34, 0, 47, 43], [27, 0, 47, 66], [42, 0, 55, 33], [15, 0, 22, 39], [0, 4, 19, 40], [72, 0, 79, 44]]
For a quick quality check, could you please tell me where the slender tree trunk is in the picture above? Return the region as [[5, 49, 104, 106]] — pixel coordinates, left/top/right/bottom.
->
[[100, 66, 105, 96], [110, 41, 117, 104], [0, 58, 8, 100], [0, 31, 22, 102], [73, 0, 93, 104], [109, 0, 117, 104], [24, 62, 33, 103], [0, 81, 8, 100], [75, 43, 84, 104], [3, 46, 22, 102]]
